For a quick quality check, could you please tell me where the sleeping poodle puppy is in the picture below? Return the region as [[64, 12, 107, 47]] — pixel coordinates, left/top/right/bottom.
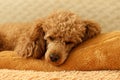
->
[[0, 11, 101, 66]]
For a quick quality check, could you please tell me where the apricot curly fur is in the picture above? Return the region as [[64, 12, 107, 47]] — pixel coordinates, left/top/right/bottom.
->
[[0, 11, 101, 65]]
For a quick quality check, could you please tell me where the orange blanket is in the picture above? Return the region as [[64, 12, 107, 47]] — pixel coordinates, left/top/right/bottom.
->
[[0, 31, 120, 71]]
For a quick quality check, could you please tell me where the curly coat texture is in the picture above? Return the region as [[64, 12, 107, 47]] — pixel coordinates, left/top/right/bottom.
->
[[0, 23, 46, 58], [0, 11, 101, 65]]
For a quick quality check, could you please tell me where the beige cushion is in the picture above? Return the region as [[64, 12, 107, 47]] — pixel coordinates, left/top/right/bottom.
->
[[0, 0, 120, 32]]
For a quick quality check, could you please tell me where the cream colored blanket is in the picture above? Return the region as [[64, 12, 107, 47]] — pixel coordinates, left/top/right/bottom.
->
[[0, 69, 120, 80]]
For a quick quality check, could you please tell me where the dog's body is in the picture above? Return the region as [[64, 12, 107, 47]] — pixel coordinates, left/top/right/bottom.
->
[[0, 23, 46, 58], [0, 23, 31, 50], [0, 11, 101, 65]]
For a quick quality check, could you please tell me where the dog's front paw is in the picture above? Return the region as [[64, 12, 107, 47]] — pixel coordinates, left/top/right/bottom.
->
[[15, 37, 45, 59]]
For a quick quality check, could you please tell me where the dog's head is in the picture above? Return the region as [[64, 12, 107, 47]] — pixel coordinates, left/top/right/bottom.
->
[[36, 11, 100, 66]]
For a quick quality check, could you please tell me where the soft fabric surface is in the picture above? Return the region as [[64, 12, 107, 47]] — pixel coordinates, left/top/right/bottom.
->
[[0, 69, 120, 80], [1, 32, 120, 71]]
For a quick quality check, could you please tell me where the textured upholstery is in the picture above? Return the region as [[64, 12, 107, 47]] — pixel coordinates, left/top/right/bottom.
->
[[0, 0, 120, 32]]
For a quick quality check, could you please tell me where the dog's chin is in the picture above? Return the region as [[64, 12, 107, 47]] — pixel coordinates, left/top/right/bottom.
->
[[45, 52, 68, 66], [46, 58, 65, 66]]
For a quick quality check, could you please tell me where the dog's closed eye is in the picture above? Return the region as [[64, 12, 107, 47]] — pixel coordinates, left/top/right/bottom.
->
[[65, 41, 74, 45], [48, 36, 55, 41]]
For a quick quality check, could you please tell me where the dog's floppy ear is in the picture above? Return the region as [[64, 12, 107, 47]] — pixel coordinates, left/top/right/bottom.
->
[[29, 19, 46, 58], [30, 21, 44, 41], [15, 19, 46, 59], [82, 20, 101, 40]]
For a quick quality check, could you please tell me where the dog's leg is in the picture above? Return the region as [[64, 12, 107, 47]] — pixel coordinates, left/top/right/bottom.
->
[[0, 33, 5, 51], [0, 33, 11, 51]]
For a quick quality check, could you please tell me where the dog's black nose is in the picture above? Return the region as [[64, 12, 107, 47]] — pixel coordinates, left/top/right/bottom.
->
[[49, 54, 60, 62]]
